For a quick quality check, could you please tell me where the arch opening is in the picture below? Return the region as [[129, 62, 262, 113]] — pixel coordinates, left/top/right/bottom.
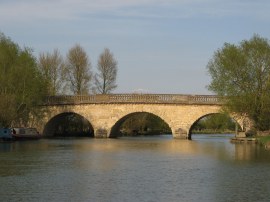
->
[[43, 112, 94, 138], [110, 112, 172, 138], [189, 113, 241, 140]]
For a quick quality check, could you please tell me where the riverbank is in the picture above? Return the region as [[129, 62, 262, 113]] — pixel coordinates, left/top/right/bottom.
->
[[230, 137, 257, 143], [231, 135, 270, 149], [192, 130, 235, 134], [256, 136, 270, 149]]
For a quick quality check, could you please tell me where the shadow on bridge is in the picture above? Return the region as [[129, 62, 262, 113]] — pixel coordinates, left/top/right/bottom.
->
[[43, 112, 94, 138], [109, 112, 172, 138]]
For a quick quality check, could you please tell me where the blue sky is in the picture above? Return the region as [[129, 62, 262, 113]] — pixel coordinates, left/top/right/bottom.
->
[[1, 0, 270, 94]]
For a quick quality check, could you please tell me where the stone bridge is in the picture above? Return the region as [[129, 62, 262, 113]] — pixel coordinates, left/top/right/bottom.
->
[[34, 94, 251, 139]]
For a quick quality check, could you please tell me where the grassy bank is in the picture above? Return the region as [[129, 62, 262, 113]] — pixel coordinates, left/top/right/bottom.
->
[[192, 130, 235, 134], [256, 136, 270, 146]]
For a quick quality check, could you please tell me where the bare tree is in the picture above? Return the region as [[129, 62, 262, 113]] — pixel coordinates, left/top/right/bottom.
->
[[38, 49, 65, 95], [94, 48, 118, 94], [65, 44, 92, 95]]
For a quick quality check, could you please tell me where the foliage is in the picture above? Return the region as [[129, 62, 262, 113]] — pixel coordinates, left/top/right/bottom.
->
[[65, 44, 92, 95], [207, 35, 270, 131], [192, 113, 237, 133], [119, 113, 171, 136], [52, 113, 93, 137], [257, 136, 270, 145], [0, 33, 47, 127], [38, 49, 65, 95], [94, 48, 118, 94]]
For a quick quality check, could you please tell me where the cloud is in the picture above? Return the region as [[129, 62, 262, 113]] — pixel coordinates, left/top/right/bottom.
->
[[0, 0, 178, 20], [1, 0, 269, 25]]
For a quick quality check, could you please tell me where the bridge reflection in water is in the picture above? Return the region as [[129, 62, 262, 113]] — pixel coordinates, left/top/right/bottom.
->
[[1, 135, 269, 202]]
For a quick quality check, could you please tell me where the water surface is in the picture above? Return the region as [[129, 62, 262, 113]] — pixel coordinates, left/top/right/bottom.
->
[[1, 134, 270, 202]]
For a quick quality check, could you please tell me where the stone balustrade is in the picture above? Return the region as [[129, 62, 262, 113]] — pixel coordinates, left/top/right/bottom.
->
[[43, 94, 222, 105]]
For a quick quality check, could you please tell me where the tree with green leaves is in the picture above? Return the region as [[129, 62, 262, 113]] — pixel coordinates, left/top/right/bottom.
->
[[193, 114, 237, 133], [207, 35, 270, 131], [119, 113, 171, 136], [0, 33, 47, 127], [94, 48, 118, 94], [65, 44, 92, 95]]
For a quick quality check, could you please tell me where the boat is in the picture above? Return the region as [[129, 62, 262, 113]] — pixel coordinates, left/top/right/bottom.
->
[[11, 128, 41, 140], [0, 127, 41, 141], [0, 128, 13, 141]]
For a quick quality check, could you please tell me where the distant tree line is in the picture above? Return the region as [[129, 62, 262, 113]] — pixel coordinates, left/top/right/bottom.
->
[[118, 113, 238, 136], [51, 113, 94, 137], [119, 113, 172, 136], [0, 32, 118, 127], [192, 114, 237, 134]]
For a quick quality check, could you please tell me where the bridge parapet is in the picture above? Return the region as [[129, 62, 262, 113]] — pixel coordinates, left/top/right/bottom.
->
[[43, 94, 222, 105], [188, 95, 221, 103]]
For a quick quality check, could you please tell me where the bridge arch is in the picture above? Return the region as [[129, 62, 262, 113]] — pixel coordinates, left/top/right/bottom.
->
[[109, 111, 172, 138], [43, 112, 94, 137], [187, 113, 242, 139], [36, 94, 253, 139]]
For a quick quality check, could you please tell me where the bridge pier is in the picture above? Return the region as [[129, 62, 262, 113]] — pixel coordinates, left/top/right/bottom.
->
[[95, 128, 109, 138], [38, 94, 246, 140], [236, 131, 246, 138], [173, 128, 189, 139]]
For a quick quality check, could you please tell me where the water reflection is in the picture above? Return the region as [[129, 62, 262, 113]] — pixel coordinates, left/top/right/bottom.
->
[[1, 135, 270, 202]]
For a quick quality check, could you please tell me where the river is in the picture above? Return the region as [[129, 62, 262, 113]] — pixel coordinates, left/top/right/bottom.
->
[[1, 134, 270, 202]]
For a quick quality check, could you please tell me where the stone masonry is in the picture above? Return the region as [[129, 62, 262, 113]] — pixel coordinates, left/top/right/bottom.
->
[[34, 94, 251, 139]]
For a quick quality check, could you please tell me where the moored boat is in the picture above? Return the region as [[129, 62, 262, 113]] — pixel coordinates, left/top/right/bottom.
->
[[11, 128, 41, 140], [1, 127, 41, 141], [0, 128, 13, 141]]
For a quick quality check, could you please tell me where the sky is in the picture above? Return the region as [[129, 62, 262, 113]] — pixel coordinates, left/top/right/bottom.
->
[[1, 0, 270, 95]]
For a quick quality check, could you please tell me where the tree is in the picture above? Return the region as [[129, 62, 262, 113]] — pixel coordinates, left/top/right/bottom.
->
[[119, 113, 171, 136], [207, 35, 270, 131], [38, 49, 65, 95], [65, 44, 92, 95], [94, 48, 118, 94], [0, 32, 47, 127], [193, 114, 237, 133]]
